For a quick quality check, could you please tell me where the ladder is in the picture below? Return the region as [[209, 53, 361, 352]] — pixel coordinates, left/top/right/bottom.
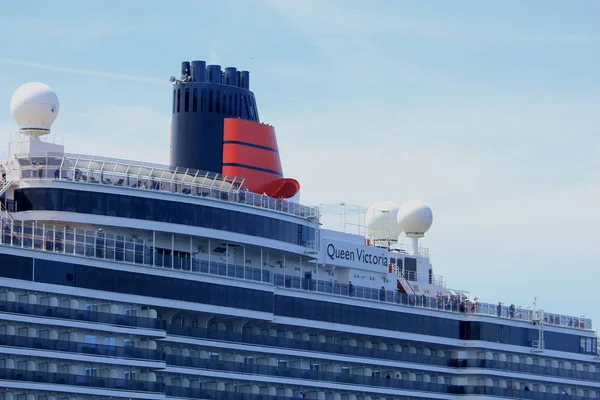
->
[[0, 180, 13, 222], [531, 297, 545, 352], [393, 265, 417, 295], [0, 180, 11, 198]]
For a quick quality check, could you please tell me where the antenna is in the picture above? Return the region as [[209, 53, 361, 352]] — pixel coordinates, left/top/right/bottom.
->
[[11, 82, 59, 137], [169, 76, 186, 84], [397, 200, 433, 256]]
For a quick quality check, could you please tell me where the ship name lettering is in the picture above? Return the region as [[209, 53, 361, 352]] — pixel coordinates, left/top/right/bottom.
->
[[356, 249, 387, 266], [327, 243, 354, 261], [327, 243, 388, 266]]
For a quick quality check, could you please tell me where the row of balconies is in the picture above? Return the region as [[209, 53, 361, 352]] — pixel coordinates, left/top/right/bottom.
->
[[163, 345, 450, 383], [159, 348, 599, 398], [0, 330, 595, 400], [0, 393, 122, 400], [0, 322, 157, 348], [0, 288, 158, 320], [0, 334, 162, 363], [0, 356, 153, 380], [0, 356, 595, 400], [162, 375, 433, 400], [0, 283, 598, 379], [472, 377, 595, 397], [0, 354, 430, 400], [471, 349, 596, 372], [160, 372, 596, 400], [1, 280, 599, 399], [0, 288, 163, 331], [0, 324, 596, 399], [168, 316, 600, 382]]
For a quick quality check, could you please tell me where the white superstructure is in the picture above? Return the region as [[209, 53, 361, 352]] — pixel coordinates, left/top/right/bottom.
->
[[0, 81, 597, 400]]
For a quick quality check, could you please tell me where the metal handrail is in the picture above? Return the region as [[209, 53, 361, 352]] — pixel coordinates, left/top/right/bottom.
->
[[12, 152, 319, 219], [0, 216, 592, 332]]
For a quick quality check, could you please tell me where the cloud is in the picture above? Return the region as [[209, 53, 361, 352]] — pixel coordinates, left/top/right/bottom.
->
[[0, 59, 169, 86]]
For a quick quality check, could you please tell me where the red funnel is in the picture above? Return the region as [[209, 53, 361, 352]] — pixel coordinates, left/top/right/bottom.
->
[[222, 118, 300, 199]]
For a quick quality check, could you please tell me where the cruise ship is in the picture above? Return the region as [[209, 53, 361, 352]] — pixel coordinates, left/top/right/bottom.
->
[[0, 58, 597, 400]]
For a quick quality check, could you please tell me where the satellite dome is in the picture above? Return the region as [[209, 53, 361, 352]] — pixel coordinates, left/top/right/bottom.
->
[[397, 200, 433, 235], [10, 82, 59, 135], [365, 201, 402, 240]]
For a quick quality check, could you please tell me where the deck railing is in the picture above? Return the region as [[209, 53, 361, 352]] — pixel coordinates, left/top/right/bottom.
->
[[12, 152, 319, 220], [0, 217, 592, 332]]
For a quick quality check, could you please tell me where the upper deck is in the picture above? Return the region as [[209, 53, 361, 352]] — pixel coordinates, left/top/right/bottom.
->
[[0, 153, 594, 339], [3, 152, 318, 220], [0, 215, 592, 336]]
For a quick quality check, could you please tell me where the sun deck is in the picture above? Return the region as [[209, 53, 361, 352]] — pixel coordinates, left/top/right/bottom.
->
[[0, 217, 592, 333], [6, 153, 319, 220]]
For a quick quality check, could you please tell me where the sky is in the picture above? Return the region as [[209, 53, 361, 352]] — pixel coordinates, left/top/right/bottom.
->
[[0, 0, 599, 329]]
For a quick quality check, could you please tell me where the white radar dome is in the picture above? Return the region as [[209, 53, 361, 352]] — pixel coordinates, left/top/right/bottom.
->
[[396, 200, 433, 235], [10, 82, 59, 135], [365, 201, 402, 239]]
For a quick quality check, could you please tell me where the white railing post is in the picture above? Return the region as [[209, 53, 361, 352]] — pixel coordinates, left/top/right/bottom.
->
[[152, 230, 156, 267], [171, 234, 175, 269], [189, 236, 193, 271]]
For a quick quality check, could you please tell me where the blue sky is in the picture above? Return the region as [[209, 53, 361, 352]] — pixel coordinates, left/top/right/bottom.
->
[[1, 0, 599, 327]]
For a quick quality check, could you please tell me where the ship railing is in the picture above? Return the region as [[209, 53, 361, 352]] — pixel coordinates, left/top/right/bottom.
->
[[390, 269, 445, 288], [0, 218, 275, 284], [11, 152, 319, 219], [272, 274, 593, 331], [0, 332, 163, 360], [0, 179, 11, 198], [531, 340, 545, 351], [0, 217, 592, 332], [0, 367, 163, 393], [9, 132, 64, 146], [388, 242, 430, 259], [431, 274, 445, 287]]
